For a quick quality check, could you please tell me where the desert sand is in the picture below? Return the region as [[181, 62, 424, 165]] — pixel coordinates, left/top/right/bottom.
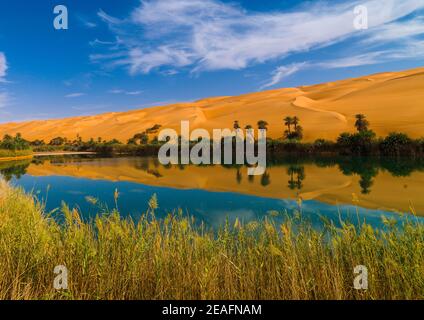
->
[[0, 67, 423, 142]]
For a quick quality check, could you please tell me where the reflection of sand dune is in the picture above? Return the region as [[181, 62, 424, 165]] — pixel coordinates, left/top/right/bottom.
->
[[0, 67, 423, 142], [299, 180, 352, 200], [26, 158, 424, 215]]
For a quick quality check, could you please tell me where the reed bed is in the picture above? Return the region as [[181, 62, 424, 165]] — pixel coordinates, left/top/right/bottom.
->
[[0, 184, 423, 300]]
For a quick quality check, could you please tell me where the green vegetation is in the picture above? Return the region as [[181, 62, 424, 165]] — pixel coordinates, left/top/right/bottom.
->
[[0, 149, 32, 158], [1, 114, 423, 158], [283, 116, 303, 141], [270, 114, 424, 157], [0, 134, 32, 158], [0, 185, 423, 300]]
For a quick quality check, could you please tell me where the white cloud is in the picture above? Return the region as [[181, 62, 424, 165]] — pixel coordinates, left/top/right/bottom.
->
[[316, 52, 386, 69], [109, 89, 123, 94], [260, 63, 307, 89], [98, 9, 122, 25], [261, 40, 424, 89], [0, 92, 10, 108], [0, 52, 8, 82], [126, 90, 143, 95], [92, 0, 424, 75], [109, 89, 143, 95], [363, 17, 424, 44], [85, 21, 97, 28], [0, 53, 10, 109], [65, 92, 86, 98]]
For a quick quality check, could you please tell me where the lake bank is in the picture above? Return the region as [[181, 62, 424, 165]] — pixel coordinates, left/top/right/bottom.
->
[[0, 154, 33, 162], [34, 151, 96, 156], [0, 149, 34, 162]]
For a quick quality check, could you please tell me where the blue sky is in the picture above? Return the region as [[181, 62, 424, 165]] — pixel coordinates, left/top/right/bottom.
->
[[0, 0, 423, 122]]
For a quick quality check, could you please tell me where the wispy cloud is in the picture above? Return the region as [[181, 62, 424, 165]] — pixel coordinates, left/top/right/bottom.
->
[[109, 89, 143, 95], [263, 42, 424, 89], [0, 52, 8, 82], [65, 92, 86, 98], [362, 17, 424, 44], [71, 104, 109, 111], [0, 92, 11, 109], [98, 9, 122, 25], [92, 0, 424, 76], [84, 21, 97, 28], [76, 14, 99, 29], [0, 53, 11, 109], [260, 63, 307, 89]]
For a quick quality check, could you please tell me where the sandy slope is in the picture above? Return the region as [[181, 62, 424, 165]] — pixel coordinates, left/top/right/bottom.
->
[[0, 67, 423, 142]]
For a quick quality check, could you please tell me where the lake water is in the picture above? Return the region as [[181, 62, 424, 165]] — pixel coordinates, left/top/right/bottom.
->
[[2, 155, 423, 229]]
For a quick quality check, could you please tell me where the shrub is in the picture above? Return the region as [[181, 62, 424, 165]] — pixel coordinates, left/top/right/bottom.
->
[[380, 132, 414, 156]]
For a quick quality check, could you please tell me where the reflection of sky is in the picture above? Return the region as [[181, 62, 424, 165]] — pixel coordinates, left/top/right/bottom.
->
[[11, 174, 420, 230]]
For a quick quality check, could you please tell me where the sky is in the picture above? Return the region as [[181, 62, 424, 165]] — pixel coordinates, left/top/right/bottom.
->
[[0, 0, 423, 122]]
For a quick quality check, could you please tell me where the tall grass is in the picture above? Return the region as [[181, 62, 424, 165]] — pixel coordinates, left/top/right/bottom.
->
[[0, 184, 423, 300]]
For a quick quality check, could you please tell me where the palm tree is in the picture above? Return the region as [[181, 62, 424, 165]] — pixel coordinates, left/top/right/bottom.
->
[[292, 116, 299, 130], [245, 125, 253, 130], [284, 116, 293, 133], [355, 114, 369, 132], [233, 121, 240, 130], [295, 125, 304, 141], [257, 120, 268, 131]]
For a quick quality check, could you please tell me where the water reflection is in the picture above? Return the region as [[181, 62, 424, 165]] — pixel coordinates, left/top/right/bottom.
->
[[287, 165, 305, 191], [0, 160, 31, 181], [1, 155, 424, 217]]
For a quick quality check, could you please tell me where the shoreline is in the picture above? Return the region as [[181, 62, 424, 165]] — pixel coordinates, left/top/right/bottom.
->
[[33, 151, 97, 156], [0, 155, 34, 162]]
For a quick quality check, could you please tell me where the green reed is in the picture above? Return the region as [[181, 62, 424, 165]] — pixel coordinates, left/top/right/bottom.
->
[[0, 184, 423, 300]]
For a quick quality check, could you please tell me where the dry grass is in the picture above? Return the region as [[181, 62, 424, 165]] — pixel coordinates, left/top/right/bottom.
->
[[0, 149, 33, 159], [0, 184, 423, 300]]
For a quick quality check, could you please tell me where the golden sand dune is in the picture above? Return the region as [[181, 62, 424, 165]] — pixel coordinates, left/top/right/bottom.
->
[[1, 67, 424, 142]]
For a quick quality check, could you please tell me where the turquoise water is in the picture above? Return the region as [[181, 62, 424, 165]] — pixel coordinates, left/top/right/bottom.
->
[[3, 155, 423, 229]]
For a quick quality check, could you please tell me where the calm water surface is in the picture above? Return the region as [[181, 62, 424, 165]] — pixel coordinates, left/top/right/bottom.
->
[[2, 155, 424, 228]]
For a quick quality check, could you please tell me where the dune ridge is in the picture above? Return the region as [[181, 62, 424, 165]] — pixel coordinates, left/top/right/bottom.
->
[[1, 67, 423, 142]]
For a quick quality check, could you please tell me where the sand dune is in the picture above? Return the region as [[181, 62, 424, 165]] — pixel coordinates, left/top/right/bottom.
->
[[0, 67, 423, 142]]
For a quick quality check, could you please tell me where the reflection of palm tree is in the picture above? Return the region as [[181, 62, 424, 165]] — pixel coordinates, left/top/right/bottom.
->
[[134, 158, 149, 171], [236, 169, 242, 184], [287, 165, 305, 190], [261, 171, 271, 186], [359, 176, 373, 194], [338, 158, 378, 194], [248, 174, 254, 183]]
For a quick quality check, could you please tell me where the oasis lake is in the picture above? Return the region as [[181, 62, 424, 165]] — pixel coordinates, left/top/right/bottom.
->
[[2, 155, 423, 229]]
